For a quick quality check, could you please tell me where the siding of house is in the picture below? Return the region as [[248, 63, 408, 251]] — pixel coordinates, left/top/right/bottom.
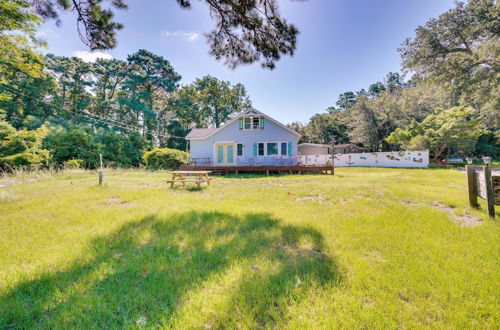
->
[[189, 118, 299, 166]]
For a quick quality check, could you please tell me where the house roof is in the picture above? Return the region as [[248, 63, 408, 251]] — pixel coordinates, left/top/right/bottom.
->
[[334, 143, 365, 149], [299, 143, 331, 148], [185, 107, 301, 140], [185, 128, 218, 139]]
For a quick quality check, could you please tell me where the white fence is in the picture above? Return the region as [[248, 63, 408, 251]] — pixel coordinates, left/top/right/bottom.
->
[[298, 151, 429, 168]]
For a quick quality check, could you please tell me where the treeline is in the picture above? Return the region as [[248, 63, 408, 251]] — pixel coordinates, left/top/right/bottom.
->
[[0, 49, 250, 169], [0, 0, 252, 170], [292, 0, 499, 159]]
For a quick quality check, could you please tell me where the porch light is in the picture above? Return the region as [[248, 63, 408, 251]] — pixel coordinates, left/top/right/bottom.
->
[[466, 157, 473, 165], [482, 156, 492, 165]]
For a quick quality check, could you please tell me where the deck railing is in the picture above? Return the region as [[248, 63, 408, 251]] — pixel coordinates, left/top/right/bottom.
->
[[298, 155, 332, 166]]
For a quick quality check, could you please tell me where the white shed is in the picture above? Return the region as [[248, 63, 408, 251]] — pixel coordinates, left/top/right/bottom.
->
[[298, 143, 331, 155]]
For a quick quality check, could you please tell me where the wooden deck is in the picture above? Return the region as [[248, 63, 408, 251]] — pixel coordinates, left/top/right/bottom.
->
[[179, 165, 334, 175]]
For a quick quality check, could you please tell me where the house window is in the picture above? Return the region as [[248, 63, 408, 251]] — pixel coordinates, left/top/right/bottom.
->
[[242, 117, 263, 130], [267, 143, 278, 155], [252, 117, 260, 129], [244, 117, 251, 130], [258, 143, 265, 156], [237, 143, 243, 156], [281, 142, 287, 156]]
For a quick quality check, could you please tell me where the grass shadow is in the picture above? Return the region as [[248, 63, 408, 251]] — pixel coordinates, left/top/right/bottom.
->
[[1, 211, 340, 328]]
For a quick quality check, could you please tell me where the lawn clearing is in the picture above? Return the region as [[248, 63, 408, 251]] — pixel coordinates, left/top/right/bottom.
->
[[0, 168, 499, 328]]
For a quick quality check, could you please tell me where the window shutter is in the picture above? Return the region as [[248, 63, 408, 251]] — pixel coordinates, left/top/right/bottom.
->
[[260, 118, 265, 129], [239, 118, 243, 130], [288, 142, 293, 156], [253, 143, 257, 157]]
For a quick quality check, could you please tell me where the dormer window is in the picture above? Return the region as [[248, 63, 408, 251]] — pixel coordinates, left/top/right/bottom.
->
[[240, 116, 264, 130]]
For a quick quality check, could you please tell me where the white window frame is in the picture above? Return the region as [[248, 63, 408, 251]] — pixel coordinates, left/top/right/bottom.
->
[[256, 141, 290, 157], [242, 117, 263, 130]]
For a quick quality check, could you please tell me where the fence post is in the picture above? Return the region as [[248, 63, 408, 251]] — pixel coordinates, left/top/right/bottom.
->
[[98, 153, 104, 185], [330, 142, 335, 175], [484, 165, 495, 219], [466, 165, 478, 208]]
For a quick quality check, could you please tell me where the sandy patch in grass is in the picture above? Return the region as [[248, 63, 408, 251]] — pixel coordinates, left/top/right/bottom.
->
[[104, 196, 135, 207], [296, 194, 327, 203], [401, 200, 482, 226], [0, 190, 19, 202], [430, 202, 482, 227]]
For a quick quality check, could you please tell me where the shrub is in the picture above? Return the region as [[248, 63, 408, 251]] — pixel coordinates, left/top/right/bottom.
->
[[43, 126, 101, 168], [143, 148, 189, 169], [63, 159, 84, 169], [0, 150, 51, 170], [0, 122, 51, 170], [96, 129, 147, 167]]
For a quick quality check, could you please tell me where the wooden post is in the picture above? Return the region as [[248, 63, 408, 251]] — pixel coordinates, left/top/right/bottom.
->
[[98, 153, 104, 185], [484, 165, 495, 219], [466, 165, 478, 208], [98, 171, 104, 185], [330, 141, 335, 175]]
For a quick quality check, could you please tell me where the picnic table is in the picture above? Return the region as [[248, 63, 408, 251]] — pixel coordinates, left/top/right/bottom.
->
[[166, 171, 213, 188]]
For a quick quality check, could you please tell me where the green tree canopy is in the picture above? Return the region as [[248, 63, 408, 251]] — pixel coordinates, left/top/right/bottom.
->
[[386, 106, 482, 159], [399, 0, 499, 131], [171, 75, 251, 128], [0, 0, 44, 100]]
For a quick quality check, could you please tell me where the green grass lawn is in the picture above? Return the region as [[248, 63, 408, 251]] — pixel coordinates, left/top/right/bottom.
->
[[1, 168, 498, 328]]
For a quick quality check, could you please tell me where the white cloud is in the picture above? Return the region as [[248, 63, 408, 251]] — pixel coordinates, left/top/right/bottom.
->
[[161, 31, 200, 42], [72, 50, 113, 62], [37, 28, 58, 38]]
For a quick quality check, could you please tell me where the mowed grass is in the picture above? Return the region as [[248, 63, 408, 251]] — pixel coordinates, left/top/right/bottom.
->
[[0, 168, 498, 329]]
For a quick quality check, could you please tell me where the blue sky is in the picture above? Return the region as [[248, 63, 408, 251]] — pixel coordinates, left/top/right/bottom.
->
[[38, 0, 456, 124]]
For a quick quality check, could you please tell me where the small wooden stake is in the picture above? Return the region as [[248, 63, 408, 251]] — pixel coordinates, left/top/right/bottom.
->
[[466, 165, 478, 208], [98, 170, 104, 185], [98, 153, 104, 185], [484, 165, 495, 219]]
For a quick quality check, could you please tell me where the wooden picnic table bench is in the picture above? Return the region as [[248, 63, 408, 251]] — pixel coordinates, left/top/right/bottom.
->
[[166, 170, 213, 188]]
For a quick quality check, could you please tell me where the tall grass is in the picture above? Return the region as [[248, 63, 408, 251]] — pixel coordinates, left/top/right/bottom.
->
[[0, 168, 498, 328]]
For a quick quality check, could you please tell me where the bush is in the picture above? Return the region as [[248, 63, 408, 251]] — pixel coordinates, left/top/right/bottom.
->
[[143, 148, 189, 169], [0, 150, 51, 170], [63, 159, 84, 169], [44, 126, 148, 169], [43, 126, 101, 168], [0, 122, 51, 170], [97, 129, 147, 167]]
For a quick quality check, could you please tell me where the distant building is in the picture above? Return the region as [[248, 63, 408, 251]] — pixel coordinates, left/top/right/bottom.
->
[[333, 143, 366, 154]]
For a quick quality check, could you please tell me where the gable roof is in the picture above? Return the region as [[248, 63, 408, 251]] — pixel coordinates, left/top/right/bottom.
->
[[185, 107, 301, 140], [185, 128, 218, 139], [299, 143, 331, 148]]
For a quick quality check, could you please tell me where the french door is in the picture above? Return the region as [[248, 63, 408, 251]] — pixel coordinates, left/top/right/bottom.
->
[[215, 143, 235, 165]]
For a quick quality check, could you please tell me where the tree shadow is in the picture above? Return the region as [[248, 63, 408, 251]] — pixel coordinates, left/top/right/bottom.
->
[[1, 212, 341, 328]]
